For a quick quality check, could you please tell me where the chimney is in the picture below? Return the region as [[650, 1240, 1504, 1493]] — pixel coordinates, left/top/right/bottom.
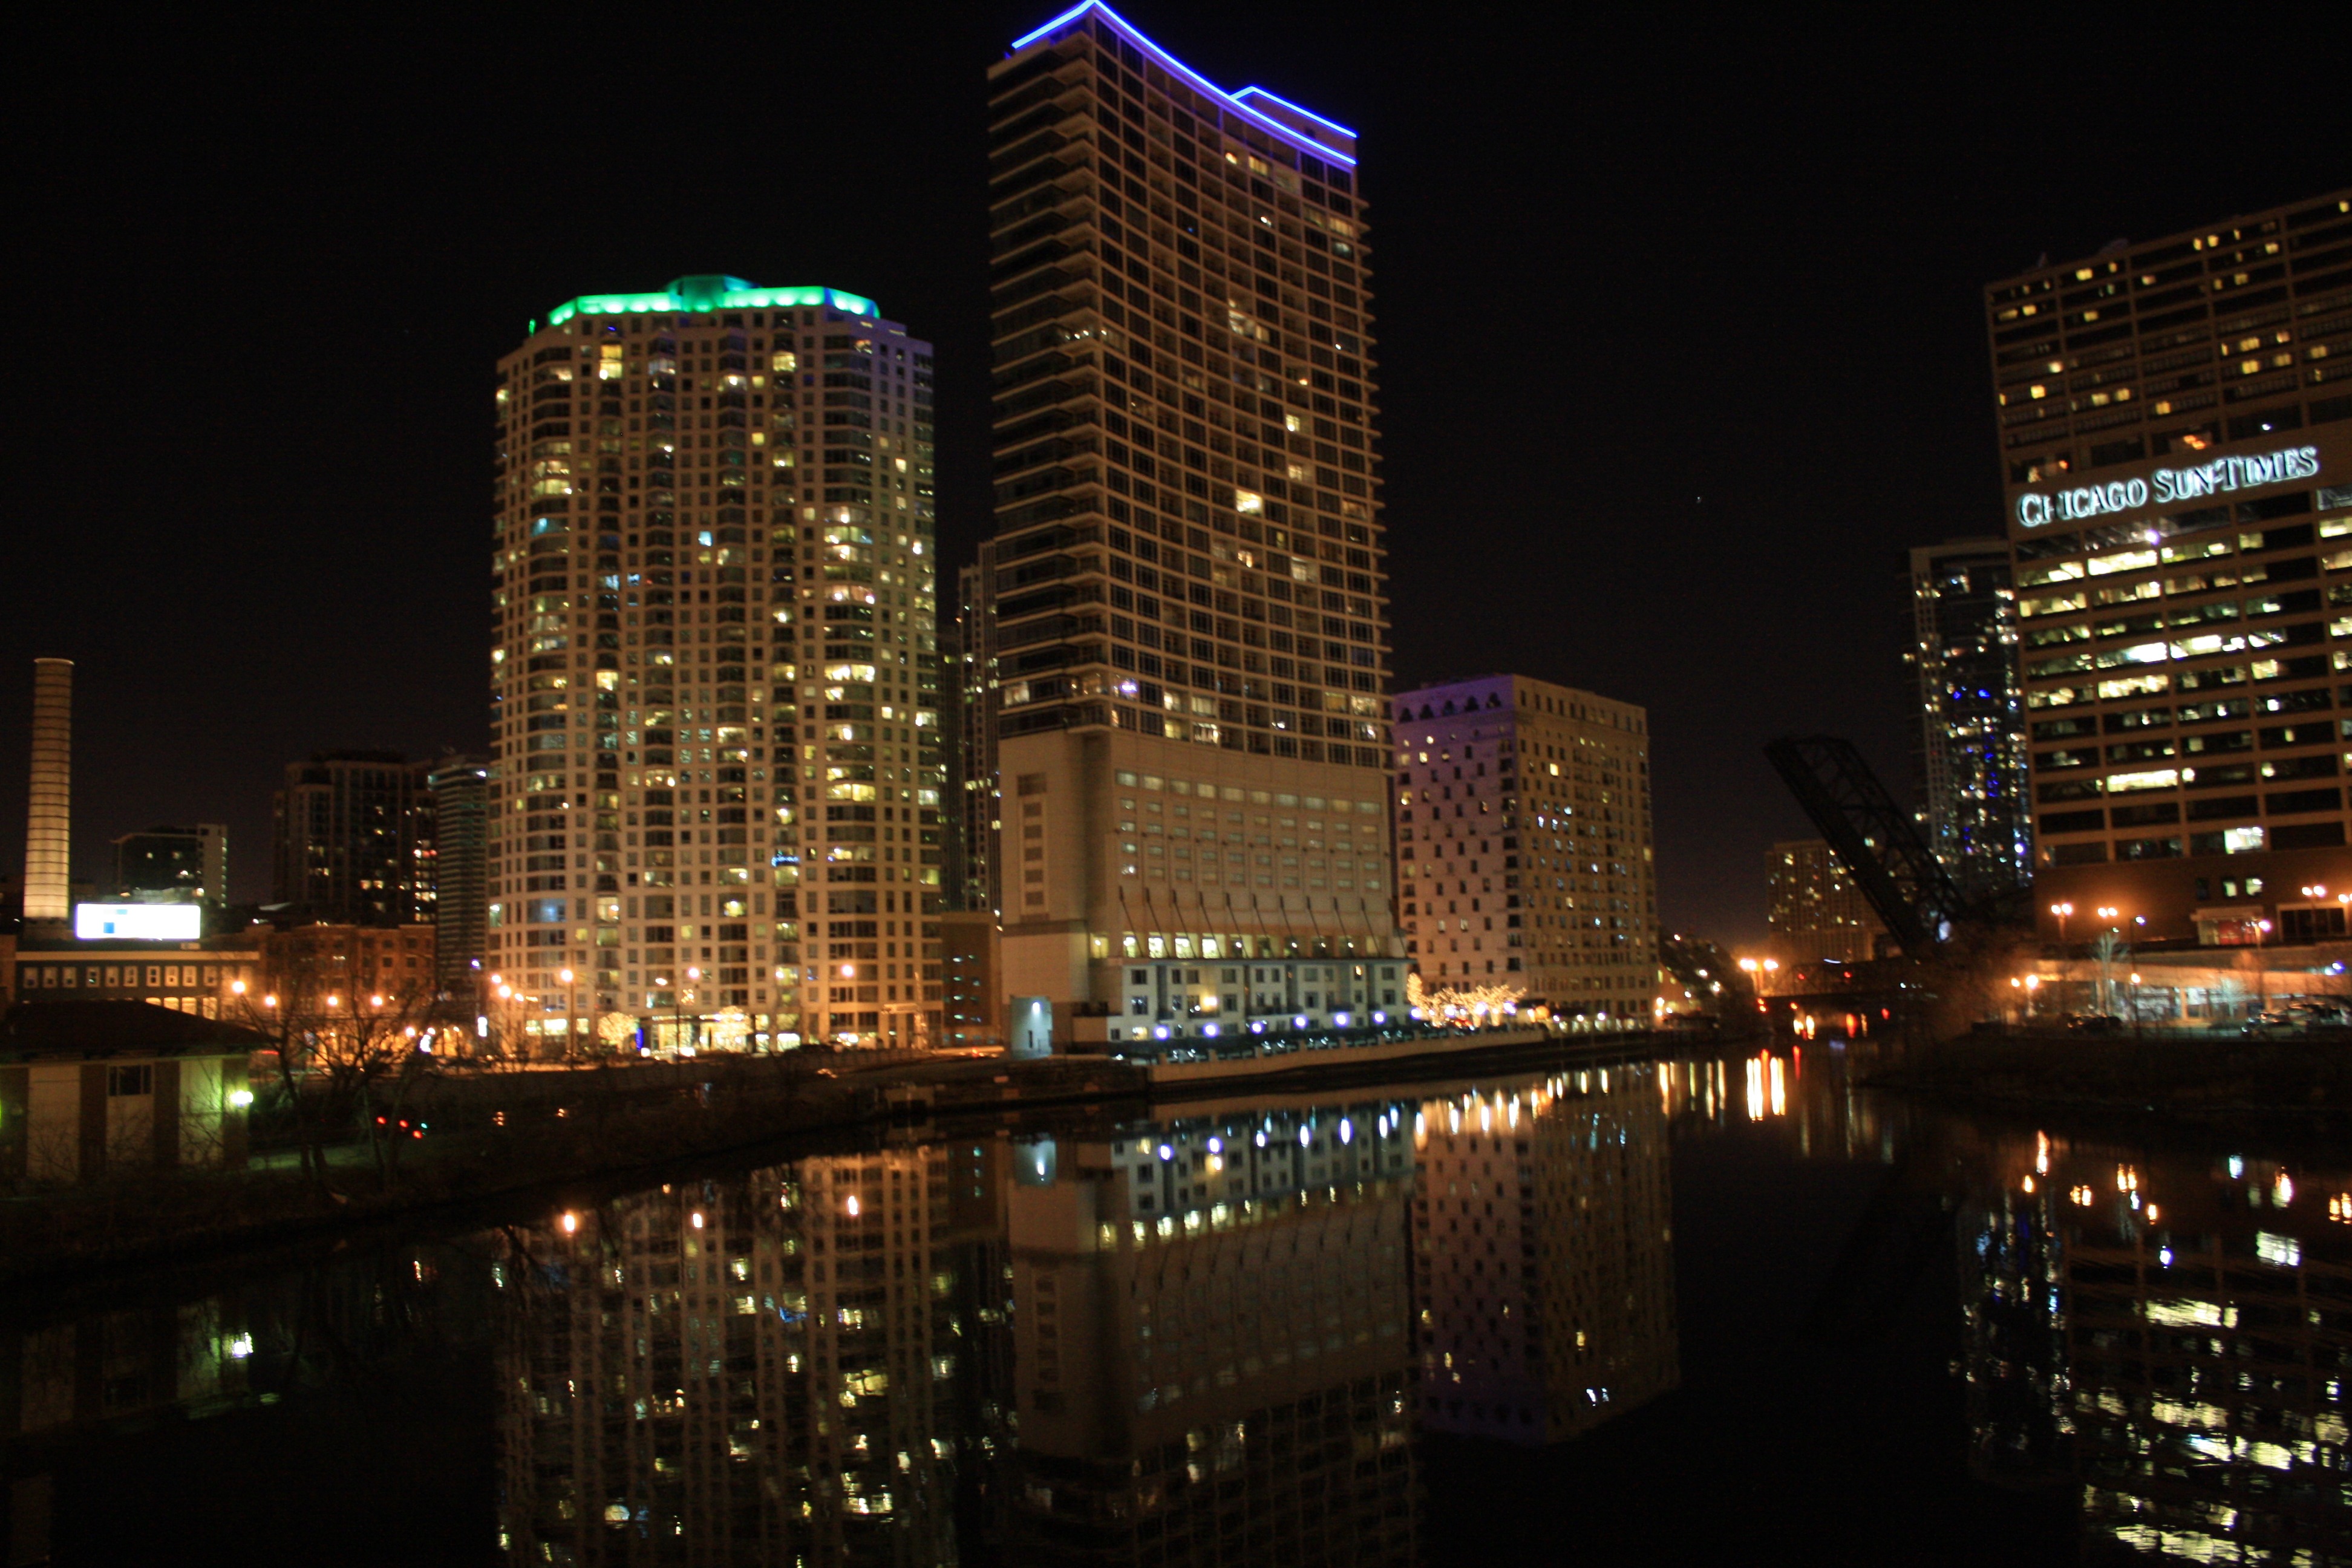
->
[[24, 658, 71, 924]]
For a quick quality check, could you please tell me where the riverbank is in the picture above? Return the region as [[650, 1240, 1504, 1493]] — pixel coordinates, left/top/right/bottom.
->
[[1866, 1028, 2352, 1138], [0, 1026, 1696, 1291]]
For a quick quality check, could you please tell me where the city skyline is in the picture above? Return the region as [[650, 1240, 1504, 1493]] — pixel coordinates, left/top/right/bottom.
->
[[5, 3, 2345, 947]]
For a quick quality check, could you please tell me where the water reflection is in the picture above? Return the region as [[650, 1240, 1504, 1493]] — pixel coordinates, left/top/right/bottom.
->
[[1410, 1068, 1677, 1442], [1959, 1128, 2351, 1564], [4, 1042, 2346, 1564], [492, 1147, 966, 1564], [1001, 1100, 1419, 1564]]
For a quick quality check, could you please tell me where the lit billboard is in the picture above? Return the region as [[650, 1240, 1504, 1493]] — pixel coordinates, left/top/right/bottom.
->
[[74, 903, 203, 941]]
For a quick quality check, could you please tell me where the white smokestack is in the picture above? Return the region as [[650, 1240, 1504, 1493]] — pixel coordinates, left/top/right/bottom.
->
[[24, 658, 71, 923]]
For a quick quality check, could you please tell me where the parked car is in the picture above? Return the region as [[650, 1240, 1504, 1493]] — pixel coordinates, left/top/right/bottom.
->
[[2239, 1011, 2299, 1036], [2064, 1013, 2125, 1034]]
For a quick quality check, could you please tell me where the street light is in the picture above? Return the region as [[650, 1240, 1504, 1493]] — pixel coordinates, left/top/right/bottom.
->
[[2050, 901, 2075, 942]]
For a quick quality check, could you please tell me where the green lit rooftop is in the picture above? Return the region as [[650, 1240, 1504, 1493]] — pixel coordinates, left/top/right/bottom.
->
[[544, 275, 877, 328]]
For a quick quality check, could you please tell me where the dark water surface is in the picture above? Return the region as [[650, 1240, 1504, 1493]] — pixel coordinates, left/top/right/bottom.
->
[[3, 1042, 2345, 1566]]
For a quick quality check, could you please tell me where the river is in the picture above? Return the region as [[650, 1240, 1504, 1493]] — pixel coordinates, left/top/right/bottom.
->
[[1, 1039, 2344, 1565]]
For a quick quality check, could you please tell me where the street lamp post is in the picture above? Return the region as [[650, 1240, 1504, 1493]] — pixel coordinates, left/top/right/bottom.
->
[[2050, 901, 2074, 944]]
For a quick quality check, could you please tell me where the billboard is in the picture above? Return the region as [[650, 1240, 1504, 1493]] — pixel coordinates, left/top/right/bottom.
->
[[74, 903, 203, 941]]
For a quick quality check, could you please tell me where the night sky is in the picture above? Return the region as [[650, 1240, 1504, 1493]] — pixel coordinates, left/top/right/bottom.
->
[[4, 4, 2342, 945]]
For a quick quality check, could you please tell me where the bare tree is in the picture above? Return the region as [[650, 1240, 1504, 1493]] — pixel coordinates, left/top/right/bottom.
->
[[230, 952, 442, 1193]]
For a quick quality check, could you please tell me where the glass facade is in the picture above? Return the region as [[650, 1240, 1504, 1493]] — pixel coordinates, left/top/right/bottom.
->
[[1909, 540, 2031, 901]]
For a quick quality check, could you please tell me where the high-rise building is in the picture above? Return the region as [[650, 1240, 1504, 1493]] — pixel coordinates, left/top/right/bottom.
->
[[1907, 540, 2030, 902], [111, 823, 228, 912], [270, 751, 434, 926], [1393, 675, 1658, 1017], [952, 558, 1001, 913], [982, 5, 1401, 1052], [427, 756, 490, 998], [1998, 188, 2352, 941], [488, 278, 941, 1054], [1765, 838, 1885, 963]]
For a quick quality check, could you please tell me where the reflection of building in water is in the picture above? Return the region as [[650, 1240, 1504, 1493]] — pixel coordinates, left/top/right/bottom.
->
[[1410, 1067, 1678, 1442], [1004, 1101, 1419, 1566], [1, 1243, 489, 1562], [496, 1146, 959, 1566], [1, 1299, 250, 1443], [1958, 1181, 2071, 1487], [1960, 1132, 2352, 1564]]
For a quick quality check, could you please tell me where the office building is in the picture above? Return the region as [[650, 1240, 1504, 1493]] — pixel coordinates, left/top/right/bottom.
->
[[488, 278, 941, 1053], [270, 751, 436, 925], [1907, 540, 2030, 901], [111, 824, 228, 913], [1766, 838, 1885, 964], [1999, 188, 2352, 939], [982, 4, 1402, 1051], [427, 756, 490, 998], [1394, 675, 1658, 1016]]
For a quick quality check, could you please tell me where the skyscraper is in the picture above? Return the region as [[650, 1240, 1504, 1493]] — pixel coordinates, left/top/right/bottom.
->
[[1998, 188, 2352, 941], [1393, 675, 1659, 1018], [488, 279, 941, 1054], [270, 751, 434, 926], [951, 558, 1001, 914], [1766, 838, 1885, 964], [427, 756, 490, 999], [1907, 539, 2030, 901], [982, 4, 1400, 1051], [111, 824, 228, 913]]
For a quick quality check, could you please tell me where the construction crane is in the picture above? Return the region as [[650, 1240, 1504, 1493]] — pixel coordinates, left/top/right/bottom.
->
[[1765, 735, 1967, 953]]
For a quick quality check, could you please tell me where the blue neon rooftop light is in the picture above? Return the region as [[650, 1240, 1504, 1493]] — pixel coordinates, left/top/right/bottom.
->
[[1007, 1, 1357, 169], [1233, 86, 1357, 141]]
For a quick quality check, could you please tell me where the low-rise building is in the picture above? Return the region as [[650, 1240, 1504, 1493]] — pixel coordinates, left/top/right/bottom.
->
[[259, 923, 436, 1005], [0, 1001, 256, 1184], [9, 936, 263, 1019]]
